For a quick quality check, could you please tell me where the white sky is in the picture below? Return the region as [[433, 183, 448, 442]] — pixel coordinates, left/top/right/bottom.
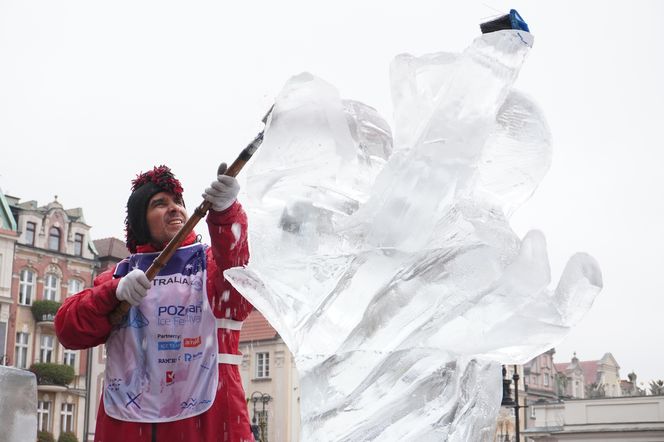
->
[[1, 1, 662, 386]]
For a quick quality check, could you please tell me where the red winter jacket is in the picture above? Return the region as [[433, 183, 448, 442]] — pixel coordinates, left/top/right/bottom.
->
[[55, 202, 254, 442]]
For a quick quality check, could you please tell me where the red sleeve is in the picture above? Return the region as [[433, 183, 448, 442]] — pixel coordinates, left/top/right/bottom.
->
[[206, 200, 253, 321], [55, 269, 121, 350]]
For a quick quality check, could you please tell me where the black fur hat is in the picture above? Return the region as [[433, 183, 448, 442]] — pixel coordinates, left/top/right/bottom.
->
[[125, 165, 183, 252]]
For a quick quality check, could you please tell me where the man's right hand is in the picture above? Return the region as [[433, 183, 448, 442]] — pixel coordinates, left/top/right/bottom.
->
[[116, 269, 151, 306]]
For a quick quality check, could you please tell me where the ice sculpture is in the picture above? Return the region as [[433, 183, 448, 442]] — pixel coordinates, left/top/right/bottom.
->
[[0, 366, 37, 442], [226, 29, 602, 441]]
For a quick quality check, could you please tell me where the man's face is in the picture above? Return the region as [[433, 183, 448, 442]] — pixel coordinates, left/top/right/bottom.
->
[[146, 192, 188, 247]]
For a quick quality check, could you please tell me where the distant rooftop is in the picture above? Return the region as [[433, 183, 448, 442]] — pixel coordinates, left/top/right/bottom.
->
[[93, 237, 129, 260], [240, 310, 278, 342], [554, 353, 619, 386]]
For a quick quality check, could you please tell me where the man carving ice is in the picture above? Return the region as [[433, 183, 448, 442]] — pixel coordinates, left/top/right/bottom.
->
[[55, 165, 255, 441]]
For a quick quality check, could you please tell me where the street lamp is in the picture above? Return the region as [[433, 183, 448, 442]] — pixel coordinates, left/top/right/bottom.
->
[[250, 391, 272, 442], [501, 365, 524, 441]]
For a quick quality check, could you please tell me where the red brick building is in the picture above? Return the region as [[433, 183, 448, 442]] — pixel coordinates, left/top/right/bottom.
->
[[5, 194, 98, 440]]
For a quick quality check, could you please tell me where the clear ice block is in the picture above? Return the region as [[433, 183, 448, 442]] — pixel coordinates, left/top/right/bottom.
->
[[0, 366, 37, 442], [227, 29, 601, 441]]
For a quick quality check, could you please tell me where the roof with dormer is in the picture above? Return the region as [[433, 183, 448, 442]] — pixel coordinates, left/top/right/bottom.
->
[[555, 353, 621, 386]]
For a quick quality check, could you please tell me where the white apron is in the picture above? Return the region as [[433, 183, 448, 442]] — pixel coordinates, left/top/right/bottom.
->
[[104, 243, 219, 422]]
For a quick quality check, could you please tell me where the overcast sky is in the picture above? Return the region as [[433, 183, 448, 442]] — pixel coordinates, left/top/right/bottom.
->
[[1, 1, 662, 386]]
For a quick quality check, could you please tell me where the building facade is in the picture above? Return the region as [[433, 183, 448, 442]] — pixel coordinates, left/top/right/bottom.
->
[[495, 350, 641, 441], [5, 194, 98, 441], [524, 395, 664, 441], [554, 352, 622, 399], [525, 349, 559, 402], [239, 310, 300, 442], [0, 189, 18, 365]]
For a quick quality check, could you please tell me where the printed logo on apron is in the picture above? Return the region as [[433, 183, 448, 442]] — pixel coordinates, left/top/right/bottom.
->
[[104, 243, 219, 422]]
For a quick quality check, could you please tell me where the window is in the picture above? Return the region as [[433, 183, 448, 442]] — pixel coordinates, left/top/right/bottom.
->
[[64, 349, 76, 367], [48, 227, 60, 251], [43, 274, 60, 301], [255, 352, 270, 379], [68, 279, 83, 296], [544, 373, 549, 387], [530, 405, 536, 419], [37, 401, 51, 431], [60, 403, 75, 433], [74, 233, 84, 256], [40, 335, 54, 363], [14, 332, 29, 369], [19, 269, 35, 305], [26, 222, 36, 245]]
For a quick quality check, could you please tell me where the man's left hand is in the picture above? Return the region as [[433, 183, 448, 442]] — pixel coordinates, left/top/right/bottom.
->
[[203, 164, 240, 212]]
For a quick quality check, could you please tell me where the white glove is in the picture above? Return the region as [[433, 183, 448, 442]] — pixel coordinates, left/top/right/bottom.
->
[[203, 164, 240, 212], [116, 269, 151, 306]]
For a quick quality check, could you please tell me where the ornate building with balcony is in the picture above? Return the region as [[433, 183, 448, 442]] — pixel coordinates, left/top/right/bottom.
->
[[4, 194, 98, 441]]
